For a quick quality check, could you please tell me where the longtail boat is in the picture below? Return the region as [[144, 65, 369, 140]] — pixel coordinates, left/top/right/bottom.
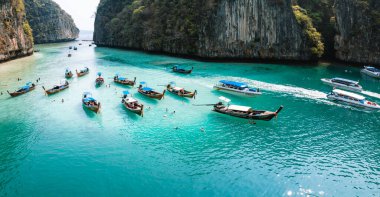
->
[[74, 47, 78, 51], [167, 83, 197, 99], [95, 72, 105, 86], [114, 75, 136, 86], [82, 92, 101, 113], [7, 82, 36, 97], [172, 65, 193, 74], [138, 82, 165, 100], [65, 69, 73, 78], [121, 91, 144, 116], [42, 79, 69, 95], [212, 97, 283, 121], [76, 67, 89, 77]]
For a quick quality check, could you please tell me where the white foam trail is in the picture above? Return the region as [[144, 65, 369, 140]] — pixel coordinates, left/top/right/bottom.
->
[[230, 77, 327, 100], [361, 91, 380, 100]]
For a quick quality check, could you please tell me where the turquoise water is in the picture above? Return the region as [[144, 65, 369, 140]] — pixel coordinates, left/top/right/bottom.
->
[[0, 42, 379, 196]]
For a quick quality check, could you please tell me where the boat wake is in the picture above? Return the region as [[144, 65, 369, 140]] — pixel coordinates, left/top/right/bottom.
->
[[229, 77, 327, 100], [361, 91, 380, 100]]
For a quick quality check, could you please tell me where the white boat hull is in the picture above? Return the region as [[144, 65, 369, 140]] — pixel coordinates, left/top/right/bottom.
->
[[321, 79, 362, 92], [361, 69, 380, 79], [327, 95, 380, 110], [213, 85, 261, 97]]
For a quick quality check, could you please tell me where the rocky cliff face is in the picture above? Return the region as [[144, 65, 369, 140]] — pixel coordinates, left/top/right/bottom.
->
[[94, 0, 320, 61], [24, 0, 79, 44], [0, 0, 34, 62], [334, 0, 380, 65]]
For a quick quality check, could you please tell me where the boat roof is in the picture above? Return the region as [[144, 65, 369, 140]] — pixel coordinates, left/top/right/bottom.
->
[[219, 96, 231, 103], [333, 89, 365, 100], [173, 87, 183, 91], [21, 86, 30, 90], [332, 77, 358, 84], [84, 97, 96, 102], [123, 90, 130, 95], [118, 77, 126, 81], [228, 105, 252, 112], [142, 87, 153, 91], [219, 80, 248, 88], [126, 98, 137, 103], [366, 66, 380, 72]]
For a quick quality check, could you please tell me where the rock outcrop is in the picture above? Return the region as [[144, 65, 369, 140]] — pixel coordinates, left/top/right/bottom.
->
[[0, 0, 34, 62], [94, 0, 321, 61], [334, 0, 380, 65], [24, 0, 79, 44]]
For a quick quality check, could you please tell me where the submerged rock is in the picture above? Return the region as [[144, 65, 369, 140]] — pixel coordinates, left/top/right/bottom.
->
[[0, 0, 34, 62], [24, 0, 79, 44]]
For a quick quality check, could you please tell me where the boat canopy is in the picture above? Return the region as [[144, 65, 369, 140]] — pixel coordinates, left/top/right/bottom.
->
[[228, 105, 252, 112], [126, 98, 137, 103], [219, 96, 231, 103], [140, 81, 146, 85], [84, 97, 96, 102], [21, 86, 30, 90], [97, 72, 102, 76], [123, 90, 130, 95], [219, 80, 248, 88], [142, 87, 153, 91], [118, 77, 126, 81], [173, 87, 183, 91], [332, 77, 359, 85], [26, 82, 32, 86], [333, 89, 365, 100], [366, 66, 380, 72]]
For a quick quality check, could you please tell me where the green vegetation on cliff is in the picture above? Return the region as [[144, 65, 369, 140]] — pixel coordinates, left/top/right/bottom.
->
[[292, 5, 324, 58]]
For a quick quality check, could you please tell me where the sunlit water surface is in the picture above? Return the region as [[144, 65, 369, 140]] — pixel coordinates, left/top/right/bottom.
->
[[0, 41, 379, 196]]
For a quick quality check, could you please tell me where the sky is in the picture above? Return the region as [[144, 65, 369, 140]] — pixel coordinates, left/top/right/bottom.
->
[[53, 0, 100, 31]]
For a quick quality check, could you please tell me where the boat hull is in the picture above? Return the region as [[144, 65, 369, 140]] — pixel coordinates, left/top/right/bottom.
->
[[8, 86, 36, 97], [45, 85, 69, 95], [172, 68, 193, 74], [213, 105, 283, 121], [138, 89, 165, 100], [114, 80, 135, 86], [327, 95, 380, 110], [82, 104, 101, 113], [361, 69, 380, 79], [213, 85, 261, 97], [122, 102, 143, 116], [167, 88, 195, 98], [321, 79, 362, 92]]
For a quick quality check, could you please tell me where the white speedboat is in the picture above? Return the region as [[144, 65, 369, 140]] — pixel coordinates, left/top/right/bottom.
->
[[213, 80, 261, 97], [361, 66, 380, 79], [327, 89, 380, 110], [321, 77, 362, 92]]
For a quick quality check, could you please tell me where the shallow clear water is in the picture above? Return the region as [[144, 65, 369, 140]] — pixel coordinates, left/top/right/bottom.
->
[[0, 42, 379, 196]]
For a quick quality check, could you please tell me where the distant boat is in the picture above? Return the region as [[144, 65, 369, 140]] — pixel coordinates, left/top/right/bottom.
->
[[69, 46, 73, 49], [172, 65, 193, 74], [82, 92, 101, 113], [95, 72, 105, 86], [321, 77, 362, 92], [166, 82, 197, 99], [74, 47, 78, 50], [213, 80, 261, 97], [7, 82, 36, 97], [68, 53, 72, 57], [65, 69, 73, 78], [114, 74, 136, 86], [42, 79, 69, 95], [79, 43, 82, 45], [122, 91, 144, 116], [327, 89, 380, 110], [361, 66, 380, 79], [138, 82, 165, 100], [76, 67, 89, 77], [212, 96, 283, 121]]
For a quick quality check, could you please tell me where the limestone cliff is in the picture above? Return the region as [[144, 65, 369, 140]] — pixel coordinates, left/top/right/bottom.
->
[[24, 0, 79, 44], [94, 0, 320, 61], [0, 0, 34, 62], [334, 0, 380, 65]]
